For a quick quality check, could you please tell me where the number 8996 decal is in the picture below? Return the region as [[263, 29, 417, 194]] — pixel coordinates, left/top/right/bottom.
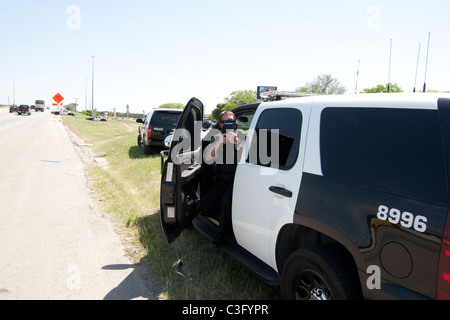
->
[[377, 205, 427, 233]]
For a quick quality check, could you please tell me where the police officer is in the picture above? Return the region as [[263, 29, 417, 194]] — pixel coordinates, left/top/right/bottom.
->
[[200, 110, 244, 248]]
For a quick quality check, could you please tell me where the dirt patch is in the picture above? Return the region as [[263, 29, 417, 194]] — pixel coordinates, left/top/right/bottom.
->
[[116, 120, 139, 132], [64, 126, 110, 170]]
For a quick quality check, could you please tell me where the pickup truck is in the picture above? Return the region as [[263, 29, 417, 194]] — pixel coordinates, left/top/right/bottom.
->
[[17, 105, 31, 116]]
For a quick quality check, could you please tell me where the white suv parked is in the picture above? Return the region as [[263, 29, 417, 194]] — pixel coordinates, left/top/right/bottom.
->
[[160, 93, 450, 300]]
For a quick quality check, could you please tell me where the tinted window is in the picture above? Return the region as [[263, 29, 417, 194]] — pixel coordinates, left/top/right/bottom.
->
[[320, 107, 448, 205], [151, 111, 182, 126], [247, 108, 302, 170], [438, 98, 450, 191], [236, 112, 255, 134]]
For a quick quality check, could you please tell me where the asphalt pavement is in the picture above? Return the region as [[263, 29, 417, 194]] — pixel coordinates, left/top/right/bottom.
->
[[0, 111, 157, 300]]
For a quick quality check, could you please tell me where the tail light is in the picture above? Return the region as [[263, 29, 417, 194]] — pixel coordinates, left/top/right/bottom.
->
[[437, 209, 450, 299], [147, 125, 152, 138]]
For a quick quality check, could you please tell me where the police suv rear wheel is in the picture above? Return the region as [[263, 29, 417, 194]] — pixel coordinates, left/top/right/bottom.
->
[[281, 246, 360, 300]]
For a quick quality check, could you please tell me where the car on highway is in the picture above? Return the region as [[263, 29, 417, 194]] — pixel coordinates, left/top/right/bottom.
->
[[136, 108, 182, 154], [17, 105, 31, 116], [35, 100, 45, 112]]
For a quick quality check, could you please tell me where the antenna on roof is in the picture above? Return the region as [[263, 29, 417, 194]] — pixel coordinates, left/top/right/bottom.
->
[[355, 60, 360, 94], [387, 39, 392, 93], [413, 43, 421, 93], [423, 32, 431, 93]]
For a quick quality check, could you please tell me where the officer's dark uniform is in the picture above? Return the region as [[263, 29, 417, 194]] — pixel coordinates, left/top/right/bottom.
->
[[199, 134, 238, 245]]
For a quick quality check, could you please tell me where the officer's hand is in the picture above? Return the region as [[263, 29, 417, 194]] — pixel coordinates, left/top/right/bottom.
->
[[225, 131, 237, 144]]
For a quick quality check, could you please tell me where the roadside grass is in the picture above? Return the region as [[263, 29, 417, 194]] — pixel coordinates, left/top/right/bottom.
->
[[63, 114, 281, 300]]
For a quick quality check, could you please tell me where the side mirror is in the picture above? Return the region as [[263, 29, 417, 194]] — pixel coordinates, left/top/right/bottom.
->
[[164, 134, 173, 148], [136, 118, 143, 123]]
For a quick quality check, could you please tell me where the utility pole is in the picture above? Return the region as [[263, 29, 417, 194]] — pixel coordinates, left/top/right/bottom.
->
[[13, 77, 15, 105], [91, 56, 95, 112], [73, 97, 79, 112], [85, 78, 88, 111]]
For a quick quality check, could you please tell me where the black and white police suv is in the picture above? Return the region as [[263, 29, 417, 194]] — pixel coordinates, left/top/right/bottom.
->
[[159, 93, 450, 300], [136, 108, 183, 154]]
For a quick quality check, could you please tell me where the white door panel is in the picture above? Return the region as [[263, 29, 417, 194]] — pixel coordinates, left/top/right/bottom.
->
[[232, 102, 311, 271], [233, 164, 302, 270]]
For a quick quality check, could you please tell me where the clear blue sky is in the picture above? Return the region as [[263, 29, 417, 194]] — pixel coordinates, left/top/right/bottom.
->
[[1, 0, 449, 114]]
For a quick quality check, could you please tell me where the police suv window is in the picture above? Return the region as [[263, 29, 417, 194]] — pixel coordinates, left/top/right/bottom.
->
[[247, 108, 302, 170], [320, 107, 448, 205], [151, 111, 181, 126]]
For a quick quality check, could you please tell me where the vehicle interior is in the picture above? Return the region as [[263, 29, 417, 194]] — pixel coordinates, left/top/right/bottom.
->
[[161, 101, 282, 283], [197, 106, 257, 231], [160, 102, 258, 243]]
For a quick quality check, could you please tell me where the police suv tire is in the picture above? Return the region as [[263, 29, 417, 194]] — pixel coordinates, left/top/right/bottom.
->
[[281, 245, 361, 300], [138, 136, 151, 155], [143, 143, 152, 155]]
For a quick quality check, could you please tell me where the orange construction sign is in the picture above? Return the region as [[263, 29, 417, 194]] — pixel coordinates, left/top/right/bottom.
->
[[53, 93, 64, 104]]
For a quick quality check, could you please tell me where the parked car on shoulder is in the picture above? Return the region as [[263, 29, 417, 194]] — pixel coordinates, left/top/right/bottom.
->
[[61, 110, 75, 116], [136, 108, 183, 154]]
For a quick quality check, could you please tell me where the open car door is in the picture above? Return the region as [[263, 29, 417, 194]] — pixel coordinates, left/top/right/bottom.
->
[[160, 97, 204, 243]]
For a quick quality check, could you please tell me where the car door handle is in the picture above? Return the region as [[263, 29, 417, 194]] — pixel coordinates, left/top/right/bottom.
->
[[269, 186, 293, 198]]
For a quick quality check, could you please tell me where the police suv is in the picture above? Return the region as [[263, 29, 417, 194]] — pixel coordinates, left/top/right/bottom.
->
[[160, 93, 450, 300], [136, 108, 183, 154]]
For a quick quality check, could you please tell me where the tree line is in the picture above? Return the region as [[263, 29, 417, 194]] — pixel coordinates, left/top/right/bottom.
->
[[209, 73, 448, 120], [58, 73, 446, 120]]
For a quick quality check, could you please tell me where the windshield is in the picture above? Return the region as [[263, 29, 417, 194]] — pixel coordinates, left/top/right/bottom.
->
[[35, 100, 45, 105]]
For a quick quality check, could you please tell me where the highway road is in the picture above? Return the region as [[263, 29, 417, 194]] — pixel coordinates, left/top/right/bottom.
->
[[0, 111, 156, 299]]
